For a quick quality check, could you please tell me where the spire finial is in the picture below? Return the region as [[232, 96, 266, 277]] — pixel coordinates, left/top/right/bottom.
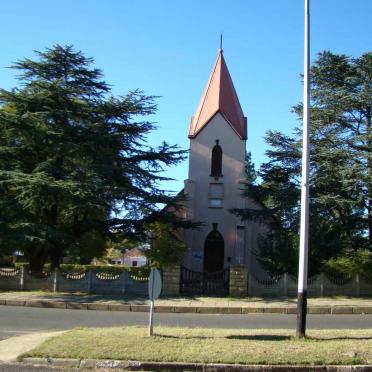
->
[[219, 32, 223, 53]]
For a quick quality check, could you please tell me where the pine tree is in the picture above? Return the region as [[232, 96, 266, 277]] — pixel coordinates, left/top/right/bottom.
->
[[244, 151, 257, 184], [0, 45, 188, 272], [304, 51, 372, 246], [233, 51, 372, 275]]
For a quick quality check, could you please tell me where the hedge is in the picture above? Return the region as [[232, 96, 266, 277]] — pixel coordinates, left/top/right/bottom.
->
[[14, 263, 150, 277]]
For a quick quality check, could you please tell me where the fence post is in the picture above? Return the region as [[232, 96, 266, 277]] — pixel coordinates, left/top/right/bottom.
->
[[355, 274, 360, 297], [20, 266, 25, 290], [53, 268, 58, 292], [283, 273, 288, 297], [87, 270, 92, 294], [248, 272, 252, 296], [320, 273, 325, 297], [121, 270, 126, 295]]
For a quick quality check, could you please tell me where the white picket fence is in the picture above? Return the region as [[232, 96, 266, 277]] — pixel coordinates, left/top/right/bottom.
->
[[1, 266, 372, 297], [248, 272, 372, 297], [0, 267, 148, 295]]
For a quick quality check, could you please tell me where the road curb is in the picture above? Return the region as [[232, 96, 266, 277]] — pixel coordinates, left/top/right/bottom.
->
[[1, 300, 372, 315], [21, 357, 372, 371]]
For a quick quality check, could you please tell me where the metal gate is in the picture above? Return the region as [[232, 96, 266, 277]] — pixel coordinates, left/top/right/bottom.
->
[[180, 266, 229, 296]]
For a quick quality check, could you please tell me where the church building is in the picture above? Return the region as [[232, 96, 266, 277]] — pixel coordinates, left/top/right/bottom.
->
[[182, 47, 266, 276]]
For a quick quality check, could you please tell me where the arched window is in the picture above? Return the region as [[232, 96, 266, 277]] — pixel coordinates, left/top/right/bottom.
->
[[211, 140, 222, 177]]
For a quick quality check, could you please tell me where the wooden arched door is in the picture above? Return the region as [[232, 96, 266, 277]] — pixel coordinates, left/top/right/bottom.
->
[[203, 225, 224, 272]]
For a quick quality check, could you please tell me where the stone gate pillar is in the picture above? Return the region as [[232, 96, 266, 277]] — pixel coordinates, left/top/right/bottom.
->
[[162, 265, 181, 296], [229, 266, 248, 297]]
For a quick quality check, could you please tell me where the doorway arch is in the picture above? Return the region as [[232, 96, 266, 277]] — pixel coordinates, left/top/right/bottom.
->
[[203, 224, 224, 272]]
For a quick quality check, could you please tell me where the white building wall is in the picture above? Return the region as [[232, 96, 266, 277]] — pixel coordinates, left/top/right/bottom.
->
[[184, 113, 266, 274]]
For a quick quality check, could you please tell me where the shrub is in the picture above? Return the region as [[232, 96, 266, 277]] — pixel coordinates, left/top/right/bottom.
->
[[323, 250, 372, 281]]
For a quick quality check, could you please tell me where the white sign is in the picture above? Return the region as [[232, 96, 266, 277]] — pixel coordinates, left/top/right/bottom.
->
[[148, 268, 162, 336], [148, 268, 162, 300]]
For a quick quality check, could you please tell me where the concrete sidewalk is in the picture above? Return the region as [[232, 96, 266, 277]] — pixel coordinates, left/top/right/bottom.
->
[[1, 291, 372, 314], [0, 332, 64, 362]]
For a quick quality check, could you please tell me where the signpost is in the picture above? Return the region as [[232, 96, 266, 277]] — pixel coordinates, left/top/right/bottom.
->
[[148, 268, 162, 336]]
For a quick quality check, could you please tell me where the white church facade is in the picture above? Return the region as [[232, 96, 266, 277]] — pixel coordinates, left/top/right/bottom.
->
[[181, 48, 267, 276]]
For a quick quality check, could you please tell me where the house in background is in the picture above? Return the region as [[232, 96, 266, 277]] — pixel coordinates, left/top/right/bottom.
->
[[111, 247, 148, 267]]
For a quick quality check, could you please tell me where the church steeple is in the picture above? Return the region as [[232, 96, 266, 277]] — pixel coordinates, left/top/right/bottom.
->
[[188, 49, 247, 140]]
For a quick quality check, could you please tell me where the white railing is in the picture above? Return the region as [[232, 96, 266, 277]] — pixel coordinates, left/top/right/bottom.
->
[[248, 272, 372, 297], [0, 268, 149, 295]]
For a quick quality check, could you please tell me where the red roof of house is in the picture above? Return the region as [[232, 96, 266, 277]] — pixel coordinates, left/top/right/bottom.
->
[[124, 248, 146, 258], [188, 49, 247, 140]]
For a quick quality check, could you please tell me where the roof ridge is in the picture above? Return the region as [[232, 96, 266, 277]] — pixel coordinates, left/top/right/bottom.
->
[[188, 50, 247, 140]]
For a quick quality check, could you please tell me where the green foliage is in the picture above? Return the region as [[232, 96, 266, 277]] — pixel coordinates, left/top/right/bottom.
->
[[0, 45, 189, 272], [244, 151, 257, 184], [67, 231, 107, 265], [14, 262, 150, 277], [146, 222, 187, 268], [323, 250, 372, 281], [16, 262, 51, 272], [126, 265, 151, 278], [233, 50, 372, 275]]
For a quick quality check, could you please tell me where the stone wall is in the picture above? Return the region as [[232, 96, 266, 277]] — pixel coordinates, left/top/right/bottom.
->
[[0, 268, 148, 295], [229, 266, 248, 297], [0, 268, 22, 290], [162, 265, 180, 296], [2, 265, 372, 297]]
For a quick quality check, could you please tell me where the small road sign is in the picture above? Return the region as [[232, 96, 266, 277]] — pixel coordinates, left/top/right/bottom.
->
[[148, 268, 162, 336], [148, 268, 162, 300]]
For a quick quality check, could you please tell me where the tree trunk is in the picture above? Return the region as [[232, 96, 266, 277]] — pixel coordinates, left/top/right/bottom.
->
[[28, 248, 47, 274], [50, 246, 63, 269], [48, 186, 62, 269]]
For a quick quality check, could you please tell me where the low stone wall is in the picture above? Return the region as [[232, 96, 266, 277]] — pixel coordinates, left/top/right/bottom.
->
[[2, 265, 372, 297], [0, 268, 22, 291], [0, 267, 148, 295], [248, 272, 372, 297], [24, 270, 55, 291], [57, 270, 90, 293]]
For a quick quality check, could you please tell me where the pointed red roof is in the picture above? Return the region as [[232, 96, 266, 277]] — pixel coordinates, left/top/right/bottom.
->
[[188, 49, 247, 140]]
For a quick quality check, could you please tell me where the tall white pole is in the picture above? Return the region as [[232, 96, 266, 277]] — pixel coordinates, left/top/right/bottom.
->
[[297, 0, 310, 338]]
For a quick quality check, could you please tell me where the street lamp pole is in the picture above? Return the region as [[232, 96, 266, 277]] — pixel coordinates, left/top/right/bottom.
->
[[297, 0, 311, 338]]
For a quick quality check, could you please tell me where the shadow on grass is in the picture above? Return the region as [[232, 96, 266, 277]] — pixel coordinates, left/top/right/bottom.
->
[[155, 334, 291, 341], [169, 295, 298, 304], [22, 293, 149, 304], [155, 334, 372, 342], [227, 335, 291, 341], [308, 336, 372, 341], [155, 334, 213, 340], [249, 297, 297, 305]]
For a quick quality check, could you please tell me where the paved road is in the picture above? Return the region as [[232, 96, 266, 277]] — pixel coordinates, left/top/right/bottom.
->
[[1, 306, 372, 340]]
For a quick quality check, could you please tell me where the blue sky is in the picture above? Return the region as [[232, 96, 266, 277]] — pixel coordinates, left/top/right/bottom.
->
[[1, 0, 371, 193]]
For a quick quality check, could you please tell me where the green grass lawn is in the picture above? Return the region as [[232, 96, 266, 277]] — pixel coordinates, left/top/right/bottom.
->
[[22, 327, 372, 365]]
